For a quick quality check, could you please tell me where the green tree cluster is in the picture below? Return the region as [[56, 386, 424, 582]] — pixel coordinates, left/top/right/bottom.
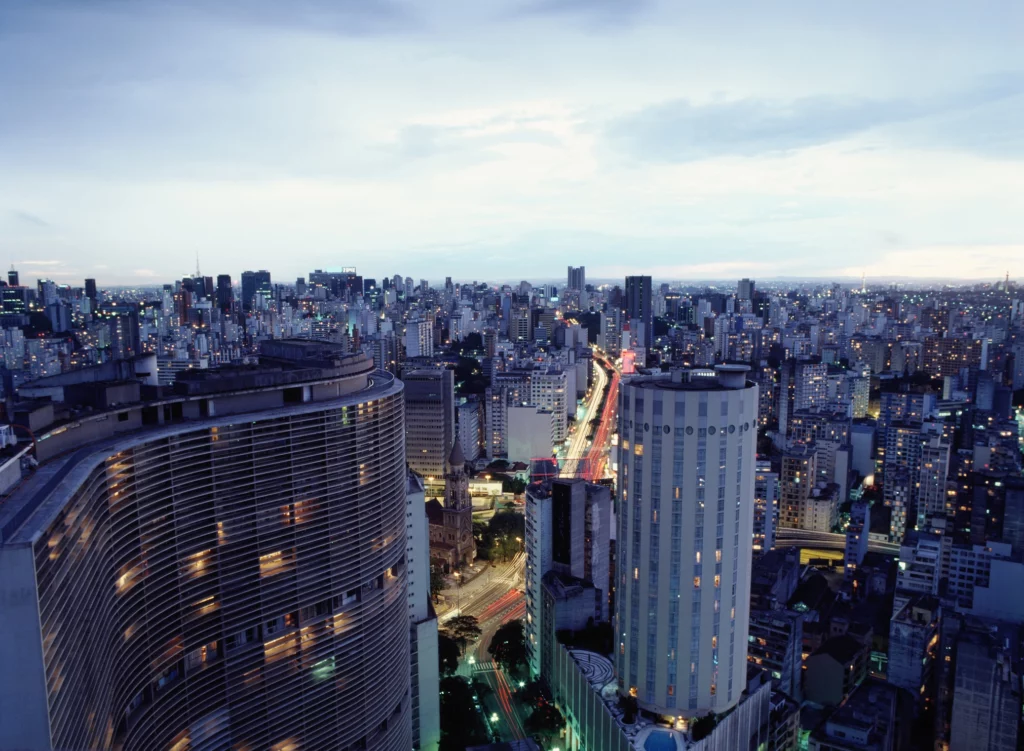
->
[[488, 620, 527, 675], [439, 676, 489, 751]]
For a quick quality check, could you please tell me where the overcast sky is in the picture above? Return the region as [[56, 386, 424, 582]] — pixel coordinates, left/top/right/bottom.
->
[[2, 0, 1023, 286]]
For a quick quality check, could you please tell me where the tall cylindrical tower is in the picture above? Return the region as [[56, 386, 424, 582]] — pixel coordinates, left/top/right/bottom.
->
[[615, 365, 758, 718]]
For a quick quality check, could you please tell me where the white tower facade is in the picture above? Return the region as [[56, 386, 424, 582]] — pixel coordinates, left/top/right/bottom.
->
[[615, 365, 758, 718]]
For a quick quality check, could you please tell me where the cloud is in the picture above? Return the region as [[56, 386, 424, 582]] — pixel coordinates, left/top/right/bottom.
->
[[839, 244, 1024, 280], [7, 210, 51, 228], [610, 73, 1024, 161], [17, 259, 62, 266], [514, 0, 650, 27]]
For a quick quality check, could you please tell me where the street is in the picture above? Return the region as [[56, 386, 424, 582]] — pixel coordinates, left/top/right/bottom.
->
[[439, 551, 530, 741], [560, 351, 609, 478]]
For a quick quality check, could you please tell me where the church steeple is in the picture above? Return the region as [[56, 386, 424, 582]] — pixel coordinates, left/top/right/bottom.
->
[[444, 440, 470, 510], [447, 439, 466, 473]]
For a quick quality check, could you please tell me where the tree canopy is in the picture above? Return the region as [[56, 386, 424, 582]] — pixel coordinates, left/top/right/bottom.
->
[[442, 614, 482, 654], [488, 620, 527, 674], [439, 676, 490, 751], [438, 632, 461, 677]]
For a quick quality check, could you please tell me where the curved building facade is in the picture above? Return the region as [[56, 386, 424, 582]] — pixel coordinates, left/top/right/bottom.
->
[[0, 344, 412, 751], [615, 366, 758, 718]]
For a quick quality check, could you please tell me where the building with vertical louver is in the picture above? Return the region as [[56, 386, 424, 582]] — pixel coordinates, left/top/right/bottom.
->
[[615, 365, 758, 718], [0, 340, 416, 751]]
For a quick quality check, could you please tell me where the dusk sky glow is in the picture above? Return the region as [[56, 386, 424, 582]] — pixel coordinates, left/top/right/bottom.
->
[[2, 0, 1023, 284]]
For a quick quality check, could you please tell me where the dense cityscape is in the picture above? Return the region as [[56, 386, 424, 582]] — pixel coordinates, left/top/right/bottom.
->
[[0, 265, 1022, 751]]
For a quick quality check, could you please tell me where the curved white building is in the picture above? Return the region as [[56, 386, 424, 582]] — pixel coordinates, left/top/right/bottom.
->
[[0, 341, 413, 751], [615, 365, 758, 718]]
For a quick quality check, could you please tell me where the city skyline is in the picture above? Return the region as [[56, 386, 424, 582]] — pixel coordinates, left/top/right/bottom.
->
[[3, 1, 1023, 284]]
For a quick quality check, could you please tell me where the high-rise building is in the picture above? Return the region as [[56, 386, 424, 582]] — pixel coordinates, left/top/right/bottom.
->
[[216, 274, 233, 313], [403, 368, 455, 481], [780, 446, 816, 530], [918, 433, 952, 527], [8, 266, 19, 287], [404, 319, 433, 359], [567, 266, 586, 291], [737, 278, 755, 301], [84, 277, 97, 303], [888, 596, 940, 703], [0, 340, 418, 751], [949, 625, 1021, 750], [844, 501, 870, 580], [240, 269, 272, 312], [404, 475, 441, 751], [625, 275, 653, 348], [753, 461, 778, 552], [525, 478, 612, 679], [530, 367, 568, 444], [616, 365, 758, 716], [483, 386, 508, 459]]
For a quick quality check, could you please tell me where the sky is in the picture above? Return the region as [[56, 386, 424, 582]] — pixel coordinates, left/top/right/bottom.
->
[[1, 0, 1023, 286]]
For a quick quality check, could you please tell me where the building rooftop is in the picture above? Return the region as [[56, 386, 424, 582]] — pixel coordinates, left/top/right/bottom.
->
[[625, 365, 754, 392], [0, 341, 388, 547], [813, 635, 866, 665]]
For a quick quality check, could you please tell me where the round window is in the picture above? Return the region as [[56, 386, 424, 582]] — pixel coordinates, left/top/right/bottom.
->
[[686, 426, 694, 435], [729, 425, 736, 434], [708, 426, 716, 435], [644, 423, 650, 432], [663, 425, 671, 434]]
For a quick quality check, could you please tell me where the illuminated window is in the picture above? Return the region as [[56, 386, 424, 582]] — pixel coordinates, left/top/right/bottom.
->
[[116, 560, 146, 594], [715, 550, 722, 563], [714, 575, 721, 588], [181, 549, 212, 579], [693, 577, 701, 589], [259, 550, 293, 577], [193, 595, 219, 617]]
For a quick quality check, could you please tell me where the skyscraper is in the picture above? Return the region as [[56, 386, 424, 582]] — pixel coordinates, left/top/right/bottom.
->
[[84, 277, 97, 303], [216, 273, 233, 313], [8, 266, 19, 287], [404, 319, 433, 359], [403, 368, 455, 481], [567, 266, 586, 291], [525, 478, 612, 679], [240, 269, 272, 312], [616, 365, 758, 716], [737, 278, 755, 300], [0, 340, 417, 751], [625, 275, 653, 348]]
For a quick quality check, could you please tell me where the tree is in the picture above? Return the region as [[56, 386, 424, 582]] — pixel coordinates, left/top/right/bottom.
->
[[618, 693, 638, 724], [489, 510, 525, 539], [430, 568, 446, 602], [439, 676, 489, 751], [443, 615, 482, 654], [520, 678, 551, 707], [438, 632, 461, 676], [525, 702, 563, 744], [691, 712, 717, 741], [488, 620, 527, 674]]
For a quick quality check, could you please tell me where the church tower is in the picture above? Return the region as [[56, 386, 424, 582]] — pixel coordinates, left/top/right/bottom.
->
[[443, 441, 476, 565]]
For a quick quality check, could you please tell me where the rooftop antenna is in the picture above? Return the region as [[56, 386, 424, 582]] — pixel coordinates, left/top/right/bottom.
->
[[861, 271, 866, 294], [195, 252, 201, 278]]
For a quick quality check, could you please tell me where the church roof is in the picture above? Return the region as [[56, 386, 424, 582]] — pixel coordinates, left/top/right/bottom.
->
[[447, 439, 465, 469], [424, 498, 445, 524]]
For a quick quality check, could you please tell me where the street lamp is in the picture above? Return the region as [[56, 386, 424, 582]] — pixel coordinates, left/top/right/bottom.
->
[[453, 570, 461, 612]]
